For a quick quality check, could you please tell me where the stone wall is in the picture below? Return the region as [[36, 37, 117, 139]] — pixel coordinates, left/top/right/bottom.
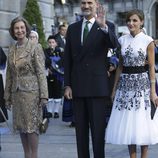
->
[[0, 0, 55, 50], [0, 0, 21, 49]]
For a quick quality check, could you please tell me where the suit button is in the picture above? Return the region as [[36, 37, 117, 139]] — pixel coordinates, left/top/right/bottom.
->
[[86, 63, 89, 66]]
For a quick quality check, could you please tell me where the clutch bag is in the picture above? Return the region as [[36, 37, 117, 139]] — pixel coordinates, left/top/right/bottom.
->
[[39, 118, 48, 134], [151, 100, 156, 119]]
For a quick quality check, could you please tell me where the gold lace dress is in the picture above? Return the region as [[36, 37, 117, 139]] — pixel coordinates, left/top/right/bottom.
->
[[4, 38, 48, 134]]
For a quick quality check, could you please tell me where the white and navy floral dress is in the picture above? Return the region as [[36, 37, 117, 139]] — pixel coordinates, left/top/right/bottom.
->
[[106, 32, 158, 145]]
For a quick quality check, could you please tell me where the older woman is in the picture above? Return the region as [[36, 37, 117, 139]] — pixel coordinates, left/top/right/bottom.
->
[[4, 16, 48, 158]]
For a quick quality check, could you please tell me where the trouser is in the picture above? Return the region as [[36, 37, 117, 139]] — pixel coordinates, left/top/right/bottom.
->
[[47, 98, 61, 113], [73, 97, 107, 158]]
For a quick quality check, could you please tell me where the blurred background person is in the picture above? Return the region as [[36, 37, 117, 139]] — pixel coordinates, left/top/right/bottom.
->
[[75, 12, 83, 22], [106, 56, 118, 127], [62, 98, 75, 127], [4, 16, 48, 158], [44, 35, 64, 119], [29, 30, 39, 44], [0, 47, 7, 87], [0, 46, 8, 151], [54, 24, 67, 53], [154, 39, 158, 73]]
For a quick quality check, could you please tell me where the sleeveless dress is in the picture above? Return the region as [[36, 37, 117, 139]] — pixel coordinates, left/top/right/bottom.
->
[[106, 32, 158, 145]]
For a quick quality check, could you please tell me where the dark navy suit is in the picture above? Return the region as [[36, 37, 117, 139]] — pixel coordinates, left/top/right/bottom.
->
[[54, 33, 65, 51], [64, 19, 119, 158]]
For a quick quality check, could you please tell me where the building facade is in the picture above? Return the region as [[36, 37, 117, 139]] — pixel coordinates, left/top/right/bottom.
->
[[55, 0, 158, 39], [0, 0, 55, 49], [105, 0, 158, 38], [1, 0, 158, 50]]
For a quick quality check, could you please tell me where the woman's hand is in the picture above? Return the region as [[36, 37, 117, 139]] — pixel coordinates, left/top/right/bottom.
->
[[39, 98, 48, 107], [5, 101, 12, 111], [111, 90, 116, 103], [151, 92, 158, 107]]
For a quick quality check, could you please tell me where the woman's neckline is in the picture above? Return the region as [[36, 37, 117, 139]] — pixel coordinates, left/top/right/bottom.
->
[[16, 38, 28, 48]]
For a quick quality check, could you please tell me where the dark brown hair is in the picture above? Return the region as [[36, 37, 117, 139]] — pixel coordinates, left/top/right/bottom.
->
[[47, 35, 56, 41], [126, 9, 144, 23], [9, 16, 31, 40], [58, 24, 67, 30]]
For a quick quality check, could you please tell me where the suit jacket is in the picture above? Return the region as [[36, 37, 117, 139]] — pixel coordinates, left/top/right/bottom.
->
[[4, 39, 48, 105], [64, 19, 119, 97], [54, 33, 65, 50]]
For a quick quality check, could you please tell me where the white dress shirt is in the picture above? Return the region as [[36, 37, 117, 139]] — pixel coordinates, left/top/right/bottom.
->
[[81, 17, 95, 44], [81, 17, 108, 44]]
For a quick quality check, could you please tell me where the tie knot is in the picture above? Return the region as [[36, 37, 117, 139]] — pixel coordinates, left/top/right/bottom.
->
[[85, 21, 90, 25]]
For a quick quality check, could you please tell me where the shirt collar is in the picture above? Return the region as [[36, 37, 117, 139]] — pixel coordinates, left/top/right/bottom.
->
[[60, 35, 65, 39], [83, 17, 95, 25]]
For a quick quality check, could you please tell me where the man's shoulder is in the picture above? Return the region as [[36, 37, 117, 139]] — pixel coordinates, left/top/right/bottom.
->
[[54, 33, 60, 39], [69, 20, 83, 28], [106, 20, 115, 27]]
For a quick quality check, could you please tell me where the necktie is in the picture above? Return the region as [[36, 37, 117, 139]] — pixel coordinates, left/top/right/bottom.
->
[[83, 21, 89, 44]]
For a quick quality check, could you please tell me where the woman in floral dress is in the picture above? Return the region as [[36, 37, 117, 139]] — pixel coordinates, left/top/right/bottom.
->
[[106, 9, 158, 158]]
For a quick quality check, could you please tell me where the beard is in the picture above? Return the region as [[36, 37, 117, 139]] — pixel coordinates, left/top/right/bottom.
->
[[82, 11, 91, 16], [81, 8, 96, 18]]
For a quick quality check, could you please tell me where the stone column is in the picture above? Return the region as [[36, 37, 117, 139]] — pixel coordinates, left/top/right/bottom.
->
[[38, 0, 55, 39], [0, 0, 21, 49]]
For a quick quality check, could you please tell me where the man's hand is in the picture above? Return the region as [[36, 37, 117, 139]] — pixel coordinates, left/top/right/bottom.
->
[[95, 3, 107, 28], [64, 86, 73, 100]]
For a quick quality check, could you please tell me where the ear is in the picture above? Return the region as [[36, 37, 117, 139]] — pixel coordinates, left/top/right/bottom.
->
[[141, 20, 144, 27]]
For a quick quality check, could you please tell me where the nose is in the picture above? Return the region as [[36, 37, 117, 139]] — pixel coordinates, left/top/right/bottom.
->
[[84, 2, 89, 8], [17, 28, 22, 32], [127, 20, 133, 26]]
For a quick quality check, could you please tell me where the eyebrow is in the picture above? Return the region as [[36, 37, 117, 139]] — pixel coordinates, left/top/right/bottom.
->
[[81, 1, 93, 5]]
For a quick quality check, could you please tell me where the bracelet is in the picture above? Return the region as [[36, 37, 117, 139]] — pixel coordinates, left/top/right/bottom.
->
[[150, 80, 156, 84]]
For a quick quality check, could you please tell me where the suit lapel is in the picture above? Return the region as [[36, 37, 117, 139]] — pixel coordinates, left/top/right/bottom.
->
[[78, 22, 99, 61], [76, 20, 82, 47], [73, 20, 83, 61], [84, 21, 99, 46]]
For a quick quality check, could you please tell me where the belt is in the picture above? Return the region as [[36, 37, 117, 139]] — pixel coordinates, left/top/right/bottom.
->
[[122, 66, 147, 74]]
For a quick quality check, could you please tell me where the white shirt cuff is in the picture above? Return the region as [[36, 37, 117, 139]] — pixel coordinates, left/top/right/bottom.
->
[[100, 25, 108, 33]]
